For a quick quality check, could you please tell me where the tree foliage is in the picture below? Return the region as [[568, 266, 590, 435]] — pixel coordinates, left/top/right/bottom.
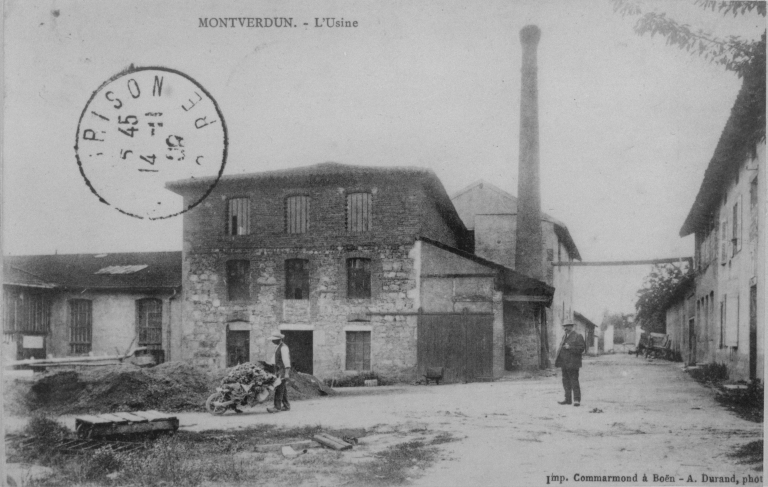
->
[[635, 264, 692, 333], [612, 0, 766, 78]]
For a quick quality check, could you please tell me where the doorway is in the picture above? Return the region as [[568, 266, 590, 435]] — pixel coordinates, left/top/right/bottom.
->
[[282, 330, 313, 374], [750, 285, 757, 380], [226, 329, 250, 367]]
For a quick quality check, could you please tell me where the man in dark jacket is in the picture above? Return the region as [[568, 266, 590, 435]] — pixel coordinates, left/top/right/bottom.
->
[[554, 322, 586, 406]]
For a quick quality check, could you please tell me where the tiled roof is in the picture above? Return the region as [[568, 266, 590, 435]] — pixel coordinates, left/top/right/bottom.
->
[[574, 311, 597, 329], [3, 252, 181, 290], [680, 63, 766, 236]]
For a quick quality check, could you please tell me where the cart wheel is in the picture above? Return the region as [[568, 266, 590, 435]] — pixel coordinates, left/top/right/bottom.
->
[[206, 392, 229, 415]]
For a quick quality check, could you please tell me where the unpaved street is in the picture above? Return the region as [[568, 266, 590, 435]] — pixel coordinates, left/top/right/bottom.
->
[[24, 353, 762, 486]]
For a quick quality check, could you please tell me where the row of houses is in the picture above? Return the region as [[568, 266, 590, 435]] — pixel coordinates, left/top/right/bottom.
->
[[661, 65, 766, 382], [3, 164, 591, 382]]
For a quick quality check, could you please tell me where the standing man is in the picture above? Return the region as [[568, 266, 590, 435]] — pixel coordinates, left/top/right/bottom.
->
[[266, 331, 291, 413], [555, 322, 586, 407]]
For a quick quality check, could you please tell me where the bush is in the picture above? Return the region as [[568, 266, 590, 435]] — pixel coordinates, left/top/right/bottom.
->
[[324, 371, 392, 387]]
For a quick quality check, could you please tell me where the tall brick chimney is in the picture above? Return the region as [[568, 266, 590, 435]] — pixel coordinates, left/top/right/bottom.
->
[[514, 25, 544, 280]]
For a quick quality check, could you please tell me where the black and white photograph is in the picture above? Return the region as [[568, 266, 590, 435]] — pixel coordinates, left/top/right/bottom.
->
[[1, 1, 765, 486]]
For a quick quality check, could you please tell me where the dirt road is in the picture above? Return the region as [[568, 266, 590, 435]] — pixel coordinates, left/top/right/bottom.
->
[[18, 353, 762, 486]]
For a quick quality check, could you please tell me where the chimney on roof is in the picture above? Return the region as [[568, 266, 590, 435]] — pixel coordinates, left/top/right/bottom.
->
[[514, 25, 544, 280]]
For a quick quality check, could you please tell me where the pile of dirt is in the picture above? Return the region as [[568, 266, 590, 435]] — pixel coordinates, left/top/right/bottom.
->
[[17, 362, 334, 415]]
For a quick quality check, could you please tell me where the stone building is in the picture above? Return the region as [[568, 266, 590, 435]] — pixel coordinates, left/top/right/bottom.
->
[[2, 252, 181, 362], [678, 65, 765, 382], [573, 311, 597, 356], [166, 162, 553, 382], [451, 180, 581, 368]]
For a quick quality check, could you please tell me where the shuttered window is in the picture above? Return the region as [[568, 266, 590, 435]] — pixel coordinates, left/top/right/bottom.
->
[[226, 260, 251, 301], [346, 331, 371, 370], [285, 196, 310, 234], [347, 258, 372, 299], [732, 195, 742, 254], [346, 193, 372, 233], [285, 259, 310, 300], [69, 299, 92, 355], [3, 289, 50, 334], [137, 298, 163, 347], [227, 198, 250, 236]]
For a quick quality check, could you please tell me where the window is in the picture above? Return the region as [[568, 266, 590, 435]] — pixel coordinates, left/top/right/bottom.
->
[[732, 195, 742, 254], [3, 289, 50, 334], [346, 331, 371, 370], [137, 298, 163, 348], [285, 259, 309, 300], [347, 258, 372, 299], [347, 192, 372, 233], [285, 196, 310, 234], [226, 260, 251, 301], [227, 198, 250, 236], [69, 299, 92, 355], [720, 297, 726, 349]]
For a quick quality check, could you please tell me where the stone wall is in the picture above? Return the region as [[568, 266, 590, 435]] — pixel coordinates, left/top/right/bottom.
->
[[181, 244, 419, 381], [503, 301, 541, 370]]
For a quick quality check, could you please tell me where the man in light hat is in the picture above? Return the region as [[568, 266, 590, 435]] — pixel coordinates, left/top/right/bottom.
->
[[554, 321, 586, 406], [266, 331, 291, 413]]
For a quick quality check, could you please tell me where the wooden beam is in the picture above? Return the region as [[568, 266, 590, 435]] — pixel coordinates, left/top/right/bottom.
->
[[551, 257, 692, 267], [503, 295, 551, 302]]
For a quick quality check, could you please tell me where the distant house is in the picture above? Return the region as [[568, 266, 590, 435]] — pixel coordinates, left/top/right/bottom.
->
[[573, 311, 597, 356], [166, 162, 553, 382], [451, 180, 581, 366], [2, 252, 181, 362], [678, 65, 765, 382], [661, 275, 695, 364]]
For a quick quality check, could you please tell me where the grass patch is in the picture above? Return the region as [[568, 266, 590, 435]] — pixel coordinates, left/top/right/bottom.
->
[[352, 433, 458, 485], [729, 440, 763, 471], [9, 421, 456, 487]]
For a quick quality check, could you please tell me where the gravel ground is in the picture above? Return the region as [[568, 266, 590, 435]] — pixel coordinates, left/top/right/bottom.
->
[[4, 353, 762, 486]]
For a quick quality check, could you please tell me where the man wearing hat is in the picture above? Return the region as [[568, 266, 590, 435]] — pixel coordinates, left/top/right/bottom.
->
[[266, 331, 291, 413], [555, 321, 586, 406]]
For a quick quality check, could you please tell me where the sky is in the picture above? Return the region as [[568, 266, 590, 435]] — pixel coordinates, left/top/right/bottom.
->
[[3, 0, 764, 323]]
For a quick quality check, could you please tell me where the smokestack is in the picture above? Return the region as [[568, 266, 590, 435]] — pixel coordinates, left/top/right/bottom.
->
[[514, 25, 544, 280]]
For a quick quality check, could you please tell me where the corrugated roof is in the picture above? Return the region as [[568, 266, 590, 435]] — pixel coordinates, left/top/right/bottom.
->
[[3, 252, 181, 290], [680, 62, 766, 236], [451, 179, 582, 261]]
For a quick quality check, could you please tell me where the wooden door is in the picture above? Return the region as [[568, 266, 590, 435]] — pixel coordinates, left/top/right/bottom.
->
[[417, 314, 493, 383], [282, 330, 313, 374]]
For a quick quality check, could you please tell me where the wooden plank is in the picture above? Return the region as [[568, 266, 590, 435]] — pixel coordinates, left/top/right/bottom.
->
[[75, 414, 112, 424], [132, 411, 169, 422], [136, 410, 172, 420], [112, 412, 149, 423], [313, 434, 352, 451], [96, 414, 129, 424]]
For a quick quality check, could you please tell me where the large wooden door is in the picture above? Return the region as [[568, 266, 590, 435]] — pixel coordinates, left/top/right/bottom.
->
[[417, 314, 493, 383]]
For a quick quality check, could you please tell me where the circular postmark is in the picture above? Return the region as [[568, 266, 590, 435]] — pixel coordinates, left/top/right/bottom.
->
[[75, 66, 227, 219]]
